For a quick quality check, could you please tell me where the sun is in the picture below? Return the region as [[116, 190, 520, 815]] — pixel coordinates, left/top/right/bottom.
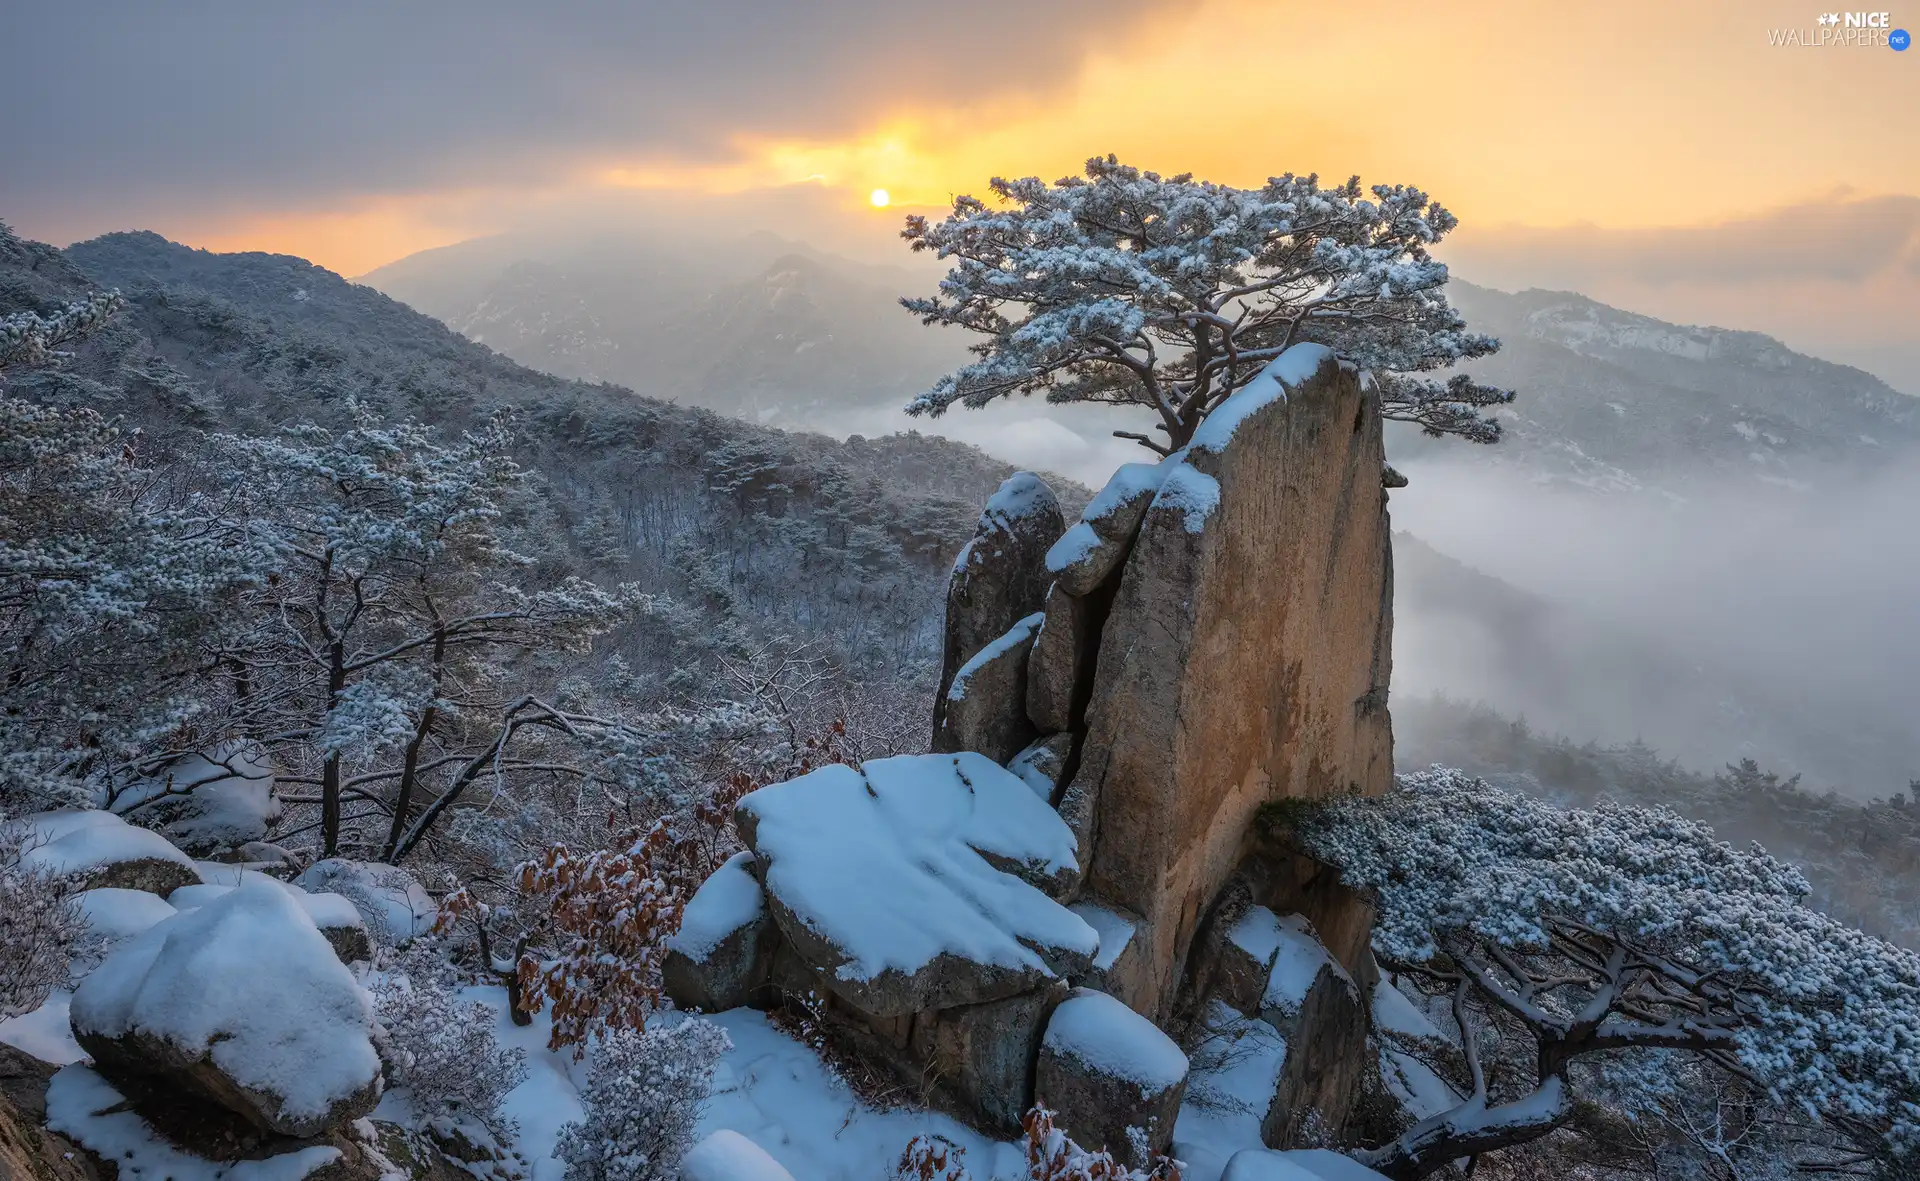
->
[[869, 188, 891, 208]]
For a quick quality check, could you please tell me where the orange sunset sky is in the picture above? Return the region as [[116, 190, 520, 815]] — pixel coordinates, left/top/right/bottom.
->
[[4, 0, 1915, 386]]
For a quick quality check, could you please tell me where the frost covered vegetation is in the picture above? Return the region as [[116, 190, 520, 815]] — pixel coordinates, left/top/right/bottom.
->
[[1295, 768, 1920, 1179]]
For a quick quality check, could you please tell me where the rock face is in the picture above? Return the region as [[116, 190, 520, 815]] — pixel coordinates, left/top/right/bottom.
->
[[936, 612, 1044, 763], [932, 473, 1064, 740], [0, 1045, 108, 1181], [1064, 346, 1395, 1020], [663, 851, 775, 1012], [1035, 989, 1189, 1156], [69, 880, 384, 1138]]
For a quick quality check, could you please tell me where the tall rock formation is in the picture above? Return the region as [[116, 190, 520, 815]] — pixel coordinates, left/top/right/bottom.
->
[[1062, 344, 1395, 1022]]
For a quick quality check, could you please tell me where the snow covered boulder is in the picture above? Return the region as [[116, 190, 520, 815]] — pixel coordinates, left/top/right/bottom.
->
[[1249, 916, 1368, 1149], [1066, 899, 1145, 998], [1045, 461, 1168, 598], [1220, 1147, 1390, 1181], [1063, 345, 1395, 1020], [1035, 988, 1188, 1157], [174, 875, 374, 966], [105, 745, 281, 857], [935, 611, 1043, 763], [932, 473, 1064, 742], [1211, 905, 1289, 1017], [76, 888, 179, 947], [735, 752, 1096, 1017], [911, 981, 1067, 1132], [68, 879, 384, 1138], [680, 1130, 796, 1181], [294, 860, 437, 947], [20, 811, 199, 897], [664, 851, 774, 1012]]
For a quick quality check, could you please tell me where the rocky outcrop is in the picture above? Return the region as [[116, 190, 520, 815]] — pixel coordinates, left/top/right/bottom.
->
[[909, 982, 1066, 1129], [932, 473, 1063, 741], [663, 851, 775, 1012], [935, 613, 1043, 763], [1035, 989, 1189, 1157], [1062, 346, 1395, 1021], [0, 1045, 108, 1181]]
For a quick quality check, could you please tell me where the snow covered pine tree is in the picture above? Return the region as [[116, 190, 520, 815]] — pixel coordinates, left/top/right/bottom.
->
[[900, 155, 1513, 454], [1294, 768, 1920, 1179]]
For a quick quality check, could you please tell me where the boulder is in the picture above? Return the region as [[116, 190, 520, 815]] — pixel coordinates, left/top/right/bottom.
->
[[735, 753, 1094, 1018], [1044, 461, 1169, 598], [935, 612, 1043, 763], [69, 880, 384, 1138], [1064, 345, 1396, 1020], [1024, 586, 1099, 737], [933, 473, 1064, 739], [909, 981, 1065, 1132], [20, 810, 199, 897], [106, 744, 281, 856], [681, 1130, 796, 1181], [1065, 899, 1146, 996], [1007, 733, 1075, 804], [0, 1044, 109, 1181], [1210, 905, 1287, 1018], [1036, 989, 1188, 1157], [663, 851, 774, 1012], [171, 873, 374, 965], [294, 859, 438, 947], [75, 888, 178, 947], [1250, 916, 1369, 1149]]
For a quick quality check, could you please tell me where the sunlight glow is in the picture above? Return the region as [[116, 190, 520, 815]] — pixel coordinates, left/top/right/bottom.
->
[[869, 188, 891, 208]]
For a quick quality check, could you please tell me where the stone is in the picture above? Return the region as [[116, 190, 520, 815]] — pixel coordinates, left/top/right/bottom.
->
[[663, 851, 775, 1012], [1024, 585, 1100, 737], [1210, 904, 1286, 1018], [294, 859, 438, 947], [1261, 967, 1370, 1150], [933, 473, 1064, 740], [1064, 345, 1396, 1020], [935, 612, 1043, 763], [1065, 899, 1146, 996], [1007, 733, 1075, 805], [735, 753, 1095, 1018], [107, 745, 281, 857], [1044, 461, 1169, 598], [69, 882, 384, 1139], [20, 810, 200, 898], [0, 1044, 109, 1181], [1035, 988, 1189, 1157], [909, 982, 1065, 1132]]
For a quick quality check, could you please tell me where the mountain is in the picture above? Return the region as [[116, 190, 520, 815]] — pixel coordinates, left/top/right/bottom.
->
[[1400, 282, 1920, 493], [4, 227, 1083, 702], [359, 232, 964, 426]]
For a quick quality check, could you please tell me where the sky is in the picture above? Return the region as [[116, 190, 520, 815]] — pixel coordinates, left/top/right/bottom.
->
[[3, 0, 1917, 389]]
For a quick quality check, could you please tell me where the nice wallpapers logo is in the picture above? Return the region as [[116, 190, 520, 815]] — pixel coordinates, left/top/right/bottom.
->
[[1768, 11, 1911, 46]]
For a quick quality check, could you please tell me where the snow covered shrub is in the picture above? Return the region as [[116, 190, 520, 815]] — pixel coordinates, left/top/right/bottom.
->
[[513, 822, 689, 1052], [892, 1135, 971, 1181], [369, 945, 527, 1138], [554, 1018, 731, 1181], [1293, 766, 1920, 1179], [901, 155, 1513, 455], [1021, 1107, 1182, 1181], [0, 820, 86, 1018]]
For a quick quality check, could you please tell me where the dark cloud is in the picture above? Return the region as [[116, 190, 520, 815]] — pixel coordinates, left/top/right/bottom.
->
[[0, 0, 1176, 229], [1447, 193, 1920, 287]]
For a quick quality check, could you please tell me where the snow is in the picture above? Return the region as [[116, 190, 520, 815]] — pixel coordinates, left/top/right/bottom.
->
[[295, 858, 438, 945], [1068, 901, 1136, 973], [1225, 907, 1286, 970], [982, 471, 1057, 524], [1173, 1003, 1287, 1181], [1042, 989, 1188, 1095], [47, 1065, 344, 1181], [681, 1130, 798, 1181], [1006, 743, 1063, 802], [20, 808, 196, 882], [1378, 1048, 1459, 1121], [1369, 979, 1450, 1045], [667, 851, 764, 961], [738, 753, 1094, 988], [78, 888, 179, 944], [1149, 462, 1220, 534], [946, 612, 1044, 704], [1259, 916, 1349, 1018], [1220, 1148, 1388, 1181], [0, 988, 83, 1063], [69, 878, 382, 1127], [173, 873, 367, 933], [1189, 345, 1335, 455]]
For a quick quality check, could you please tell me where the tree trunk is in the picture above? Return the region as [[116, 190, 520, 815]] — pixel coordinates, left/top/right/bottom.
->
[[1355, 1076, 1574, 1180], [320, 641, 346, 856]]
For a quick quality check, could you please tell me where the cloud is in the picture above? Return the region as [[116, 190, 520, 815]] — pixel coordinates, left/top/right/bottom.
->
[[1447, 193, 1920, 287], [0, 0, 1180, 232]]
